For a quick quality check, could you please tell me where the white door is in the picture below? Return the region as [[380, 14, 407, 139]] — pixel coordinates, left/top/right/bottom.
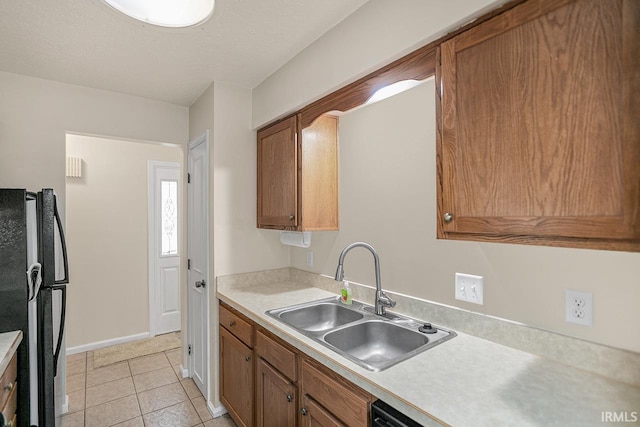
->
[[148, 161, 181, 336], [188, 133, 209, 396]]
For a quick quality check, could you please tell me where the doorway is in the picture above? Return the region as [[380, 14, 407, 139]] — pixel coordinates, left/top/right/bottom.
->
[[65, 134, 182, 351]]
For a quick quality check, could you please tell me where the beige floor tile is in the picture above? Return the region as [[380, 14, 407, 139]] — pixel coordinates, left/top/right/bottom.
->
[[67, 357, 87, 376], [85, 377, 136, 408], [84, 395, 141, 427], [86, 361, 130, 388], [128, 352, 170, 375], [181, 378, 203, 399], [61, 410, 85, 427], [112, 416, 144, 426], [191, 396, 212, 422], [203, 414, 237, 427], [137, 382, 188, 414], [165, 348, 182, 365], [67, 388, 85, 414], [133, 366, 178, 393], [67, 352, 87, 364], [143, 401, 201, 427], [67, 372, 86, 393]]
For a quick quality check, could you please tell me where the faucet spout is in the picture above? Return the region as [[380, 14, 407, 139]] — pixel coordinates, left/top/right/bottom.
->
[[334, 242, 395, 315]]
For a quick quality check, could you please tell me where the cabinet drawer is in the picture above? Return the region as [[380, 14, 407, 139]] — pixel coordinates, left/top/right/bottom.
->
[[256, 330, 297, 382], [1, 380, 17, 427], [219, 304, 254, 348], [0, 353, 17, 411], [302, 360, 369, 427]]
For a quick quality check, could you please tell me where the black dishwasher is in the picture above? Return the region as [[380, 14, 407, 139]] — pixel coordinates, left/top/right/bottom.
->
[[371, 400, 424, 427]]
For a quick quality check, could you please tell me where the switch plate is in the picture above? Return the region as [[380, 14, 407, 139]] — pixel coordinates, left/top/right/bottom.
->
[[455, 273, 484, 305], [306, 251, 313, 267], [565, 290, 593, 327]]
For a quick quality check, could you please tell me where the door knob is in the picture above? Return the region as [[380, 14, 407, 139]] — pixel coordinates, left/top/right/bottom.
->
[[301, 408, 308, 416], [443, 212, 453, 223], [195, 280, 206, 288], [289, 214, 295, 221], [286, 394, 292, 402], [245, 355, 251, 362]]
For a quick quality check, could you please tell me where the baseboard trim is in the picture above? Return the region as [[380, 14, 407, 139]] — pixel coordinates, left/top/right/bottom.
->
[[66, 332, 150, 355], [179, 364, 189, 379], [208, 401, 228, 418]]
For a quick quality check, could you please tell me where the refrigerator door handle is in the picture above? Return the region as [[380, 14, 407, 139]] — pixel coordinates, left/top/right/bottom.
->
[[51, 284, 67, 374], [53, 197, 69, 285]]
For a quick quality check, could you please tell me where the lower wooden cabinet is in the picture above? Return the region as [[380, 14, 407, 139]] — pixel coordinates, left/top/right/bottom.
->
[[1, 353, 18, 427], [219, 301, 372, 427], [220, 327, 253, 427], [300, 395, 344, 427], [256, 358, 297, 427]]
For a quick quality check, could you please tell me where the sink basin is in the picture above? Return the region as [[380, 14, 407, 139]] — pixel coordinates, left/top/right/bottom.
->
[[324, 321, 429, 367], [278, 302, 364, 332], [266, 297, 456, 371]]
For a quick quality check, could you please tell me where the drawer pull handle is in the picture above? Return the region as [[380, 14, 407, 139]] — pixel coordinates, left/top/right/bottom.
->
[[245, 355, 251, 362], [229, 321, 236, 327], [301, 408, 308, 416], [3, 382, 13, 392], [286, 394, 292, 402]]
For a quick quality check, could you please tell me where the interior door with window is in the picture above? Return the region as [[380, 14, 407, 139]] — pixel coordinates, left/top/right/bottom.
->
[[149, 161, 181, 336]]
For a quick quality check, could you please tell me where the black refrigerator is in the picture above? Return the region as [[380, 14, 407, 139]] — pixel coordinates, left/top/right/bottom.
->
[[0, 189, 69, 427]]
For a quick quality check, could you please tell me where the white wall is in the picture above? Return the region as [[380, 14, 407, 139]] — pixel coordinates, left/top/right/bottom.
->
[[252, 0, 508, 128], [289, 81, 640, 353], [65, 135, 182, 347], [189, 81, 289, 406], [0, 71, 188, 210]]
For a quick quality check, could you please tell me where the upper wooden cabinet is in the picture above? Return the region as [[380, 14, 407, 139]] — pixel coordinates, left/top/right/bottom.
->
[[257, 114, 339, 231], [437, 0, 640, 251]]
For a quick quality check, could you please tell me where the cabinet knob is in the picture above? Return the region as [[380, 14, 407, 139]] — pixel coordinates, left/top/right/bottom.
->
[[229, 321, 236, 327], [245, 355, 251, 362], [443, 212, 453, 223], [289, 215, 295, 221], [3, 382, 13, 392], [301, 408, 308, 416], [286, 394, 292, 402]]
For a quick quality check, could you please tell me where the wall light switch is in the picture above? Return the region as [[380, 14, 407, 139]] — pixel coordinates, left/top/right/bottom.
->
[[306, 251, 313, 267], [455, 273, 484, 305]]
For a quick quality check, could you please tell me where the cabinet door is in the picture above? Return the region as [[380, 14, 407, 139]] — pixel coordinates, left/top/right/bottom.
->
[[300, 395, 344, 427], [256, 358, 297, 427], [220, 327, 253, 427], [257, 116, 298, 229], [438, 0, 640, 250]]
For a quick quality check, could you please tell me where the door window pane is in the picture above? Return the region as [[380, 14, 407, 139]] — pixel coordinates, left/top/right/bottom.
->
[[161, 180, 178, 255]]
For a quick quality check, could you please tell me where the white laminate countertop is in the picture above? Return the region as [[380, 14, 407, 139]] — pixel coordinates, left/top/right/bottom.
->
[[0, 330, 22, 374], [217, 278, 640, 427]]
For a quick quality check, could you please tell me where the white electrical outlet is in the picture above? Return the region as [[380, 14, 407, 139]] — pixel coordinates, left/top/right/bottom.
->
[[455, 273, 484, 305], [306, 251, 313, 267], [565, 290, 593, 326]]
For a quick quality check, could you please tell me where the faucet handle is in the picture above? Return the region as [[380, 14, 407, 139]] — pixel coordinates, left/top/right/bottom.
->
[[378, 291, 396, 308]]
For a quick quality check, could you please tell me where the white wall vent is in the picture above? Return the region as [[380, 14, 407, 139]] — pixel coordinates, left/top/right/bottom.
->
[[66, 157, 83, 178]]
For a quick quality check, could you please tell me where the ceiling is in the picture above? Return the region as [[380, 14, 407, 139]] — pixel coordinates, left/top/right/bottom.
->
[[0, 0, 368, 106]]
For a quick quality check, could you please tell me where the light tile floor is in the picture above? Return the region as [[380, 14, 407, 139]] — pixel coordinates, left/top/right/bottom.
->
[[61, 347, 236, 427]]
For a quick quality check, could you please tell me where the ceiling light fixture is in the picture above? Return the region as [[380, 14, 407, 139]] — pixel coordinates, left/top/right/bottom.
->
[[366, 80, 425, 105], [102, 0, 215, 28]]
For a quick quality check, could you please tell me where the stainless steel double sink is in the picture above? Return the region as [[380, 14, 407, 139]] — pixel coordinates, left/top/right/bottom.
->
[[266, 297, 456, 371]]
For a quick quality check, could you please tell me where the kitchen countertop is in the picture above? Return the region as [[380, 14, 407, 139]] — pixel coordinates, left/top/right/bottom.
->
[[217, 273, 640, 427], [0, 330, 22, 374]]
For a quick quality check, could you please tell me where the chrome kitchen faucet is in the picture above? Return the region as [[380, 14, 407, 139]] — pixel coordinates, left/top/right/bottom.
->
[[334, 242, 396, 315]]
